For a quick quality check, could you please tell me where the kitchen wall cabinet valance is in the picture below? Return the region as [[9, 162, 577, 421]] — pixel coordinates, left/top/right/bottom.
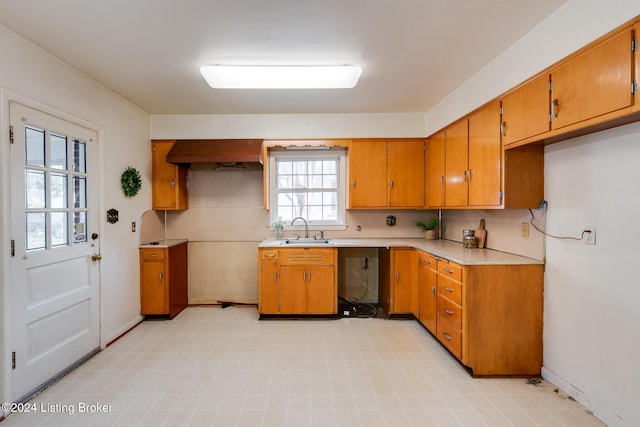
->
[[348, 139, 425, 209], [152, 140, 189, 210]]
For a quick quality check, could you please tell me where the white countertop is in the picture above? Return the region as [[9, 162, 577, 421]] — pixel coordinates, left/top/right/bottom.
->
[[259, 238, 543, 266], [139, 239, 188, 248]]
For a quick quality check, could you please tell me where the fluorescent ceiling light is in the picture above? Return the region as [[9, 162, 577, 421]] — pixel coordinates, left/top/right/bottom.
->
[[200, 65, 362, 89]]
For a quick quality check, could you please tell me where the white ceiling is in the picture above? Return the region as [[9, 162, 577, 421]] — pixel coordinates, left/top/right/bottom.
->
[[0, 0, 568, 115]]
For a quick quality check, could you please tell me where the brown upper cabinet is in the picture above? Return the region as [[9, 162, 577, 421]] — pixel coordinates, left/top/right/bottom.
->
[[550, 27, 635, 130], [501, 75, 551, 147], [468, 101, 502, 207], [349, 139, 425, 208], [427, 102, 502, 208], [152, 140, 189, 210]]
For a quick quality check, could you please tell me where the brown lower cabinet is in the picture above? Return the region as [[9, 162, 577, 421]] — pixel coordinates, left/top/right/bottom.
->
[[414, 249, 543, 376], [139, 242, 188, 319], [258, 248, 337, 315]]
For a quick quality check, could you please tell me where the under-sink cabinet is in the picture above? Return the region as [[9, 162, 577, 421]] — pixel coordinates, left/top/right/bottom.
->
[[258, 248, 337, 315]]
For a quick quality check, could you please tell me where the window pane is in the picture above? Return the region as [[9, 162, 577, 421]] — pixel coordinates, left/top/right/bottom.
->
[[51, 212, 68, 247], [323, 205, 337, 220], [26, 170, 46, 209], [277, 175, 293, 189], [25, 126, 45, 167], [50, 173, 68, 209], [277, 161, 292, 174], [309, 160, 323, 173], [51, 134, 67, 170], [73, 140, 86, 173], [308, 206, 323, 221], [308, 174, 323, 188], [291, 161, 307, 175], [323, 160, 336, 174], [26, 212, 46, 250], [73, 212, 87, 243], [73, 176, 87, 208], [322, 175, 337, 188]]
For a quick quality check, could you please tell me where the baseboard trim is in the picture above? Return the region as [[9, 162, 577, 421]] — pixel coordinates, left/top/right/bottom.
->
[[541, 367, 627, 427]]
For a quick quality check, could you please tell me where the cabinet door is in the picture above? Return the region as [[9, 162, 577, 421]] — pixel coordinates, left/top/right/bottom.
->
[[306, 266, 335, 314], [390, 249, 417, 314], [551, 28, 634, 130], [279, 266, 307, 314], [501, 75, 550, 146], [468, 101, 502, 207], [418, 259, 437, 333], [152, 140, 188, 210], [259, 260, 279, 314], [425, 132, 445, 207], [140, 259, 167, 314], [387, 140, 425, 207], [348, 140, 387, 208], [444, 120, 469, 207]]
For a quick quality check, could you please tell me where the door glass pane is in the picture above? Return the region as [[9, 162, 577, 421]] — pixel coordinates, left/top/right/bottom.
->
[[26, 212, 46, 250], [50, 134, 67, 170], [73, 140, 86, 173], [50, 173, 68, 209], [73, 176, 86, 208], [51, 212, 68, 247], [26, 170, 46, 209], [25, 126, 45, 167], [73, 212, 87, 243]]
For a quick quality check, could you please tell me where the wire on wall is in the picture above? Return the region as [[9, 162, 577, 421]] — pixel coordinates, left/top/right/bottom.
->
[[528, 209, 591, 241]]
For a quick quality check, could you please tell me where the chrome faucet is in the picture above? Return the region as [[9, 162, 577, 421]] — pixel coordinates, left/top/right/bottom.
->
[[291, 217, 309, 239]]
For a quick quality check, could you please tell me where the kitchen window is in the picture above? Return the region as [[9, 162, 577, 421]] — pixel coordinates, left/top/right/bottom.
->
[[269, 148, 346, 230]]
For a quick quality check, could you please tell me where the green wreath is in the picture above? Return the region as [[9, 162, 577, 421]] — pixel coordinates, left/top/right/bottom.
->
[[121, 166, 142, 197]]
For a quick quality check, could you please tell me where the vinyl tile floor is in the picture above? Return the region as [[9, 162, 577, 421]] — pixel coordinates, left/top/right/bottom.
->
[[2, 306, 605, 426]]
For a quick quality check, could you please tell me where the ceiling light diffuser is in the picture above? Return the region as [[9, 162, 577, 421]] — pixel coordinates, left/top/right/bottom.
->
[[200, 65, 362, 89]]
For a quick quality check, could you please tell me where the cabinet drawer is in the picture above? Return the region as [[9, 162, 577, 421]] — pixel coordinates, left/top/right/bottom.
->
[[437, 295, 462, 328], [438, 260, 462, 281], [437, 315, 462, 359], [280, 249, 335, 265], [418, 251, 438, 270], [261, 250, 279, 260], [141, 249, 166, 260], [438, 275, 462, 305]]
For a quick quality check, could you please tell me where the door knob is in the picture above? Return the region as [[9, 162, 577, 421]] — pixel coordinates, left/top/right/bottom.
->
[[91, 253, 102, 261]]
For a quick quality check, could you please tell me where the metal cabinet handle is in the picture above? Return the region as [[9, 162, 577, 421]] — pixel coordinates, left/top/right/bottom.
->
[[552, 99, 559, 118], [395, 272, 400, 282], [389, 180, 394, 189], [443, 268, 453, 274], [500, 121, 506, 136], [431, 286, 436, 297], [159, 272, 163, 283], [443, 308, 454, 315], [148, 253, 158, 257], [307, 271, 311, 283], [463, 170, 468, 183], [443, 332, 452, 341], [264, 253, 276, 258], [440, 175, 445, 186], [273, 272, 277, 282], [171, 180, 175, 190], [352, 180, 356, 189], [423, 259, 431, 265], [443, 286, 453, 292]]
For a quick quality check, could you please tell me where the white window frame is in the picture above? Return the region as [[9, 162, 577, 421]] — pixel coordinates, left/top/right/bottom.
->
[[269, 148, 347, 231]]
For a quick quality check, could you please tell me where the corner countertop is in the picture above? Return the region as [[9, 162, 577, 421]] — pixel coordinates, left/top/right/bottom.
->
[[259, 238, 543, 266], [139, 239, 188, 249]]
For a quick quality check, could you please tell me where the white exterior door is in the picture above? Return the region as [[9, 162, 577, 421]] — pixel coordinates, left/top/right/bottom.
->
[[9, 102, 101, 401]]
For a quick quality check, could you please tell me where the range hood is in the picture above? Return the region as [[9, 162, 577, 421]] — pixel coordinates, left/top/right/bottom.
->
[[165, 139, 263, 166]]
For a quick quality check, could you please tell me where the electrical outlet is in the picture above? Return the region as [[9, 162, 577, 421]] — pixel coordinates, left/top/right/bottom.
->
[[584, 226, 596, 245], [521, 223, 529, 237], [131, 221, 136, 232]]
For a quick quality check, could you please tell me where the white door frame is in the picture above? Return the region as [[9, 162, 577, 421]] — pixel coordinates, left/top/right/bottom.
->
[[0, 89, 107, 409]]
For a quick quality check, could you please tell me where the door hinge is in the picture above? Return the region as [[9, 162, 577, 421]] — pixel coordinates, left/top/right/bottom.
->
[[499, 191, 503, 202], [549, 81, 553, 92], [11, 239, 15, 257], [632, 81, 638, 95], [9, 125, 14, 144], [632, 37, 637, 53], [12, 352, 16, 369], [499, 106, 503, 115]]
